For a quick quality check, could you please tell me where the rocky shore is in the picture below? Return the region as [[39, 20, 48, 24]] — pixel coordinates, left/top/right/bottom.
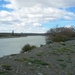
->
[[0, 40, 75, 75]]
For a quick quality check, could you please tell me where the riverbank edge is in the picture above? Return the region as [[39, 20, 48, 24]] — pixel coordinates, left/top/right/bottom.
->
[[0, 39, 75, 75]]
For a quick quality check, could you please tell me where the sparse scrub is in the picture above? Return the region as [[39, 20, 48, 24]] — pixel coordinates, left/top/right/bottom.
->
[[15, 58, 25, 62], [57, 58, 64, 62], [21, 44, 37, 53], [14, 57, 49, 66], [50, 47, 74, 55], [46, 26, 75, 42], [48, 45, 52, 48], [66, 59, 72, 63], [28, 57, 49, 66], [0, 71, 6, 74], [27, 58, 49, 66], [1, 64, 12, 70], [14, 57, 28, 62], [36, 52, 44, 56], [50, 50, 59, 55], [60, 42, 66, 45], [68, 73, 74, 75], [30, 67, 35, 71], [59, 63, 67, 70]]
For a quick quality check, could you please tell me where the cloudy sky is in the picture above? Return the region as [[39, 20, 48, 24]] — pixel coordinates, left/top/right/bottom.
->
[[0, 0, 75, 33]]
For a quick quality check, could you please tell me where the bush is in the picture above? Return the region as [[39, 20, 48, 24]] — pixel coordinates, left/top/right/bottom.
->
[[21, 44, 36, 53], [40, 44, 44, 47], [46, 26, 75, 42], [52, 34, 69, 42]]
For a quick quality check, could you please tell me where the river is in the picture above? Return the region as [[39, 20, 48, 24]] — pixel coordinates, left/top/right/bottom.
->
[[0, 36, 46, 57]]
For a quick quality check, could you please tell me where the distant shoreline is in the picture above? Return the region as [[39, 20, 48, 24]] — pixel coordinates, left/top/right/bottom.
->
[[0, 36, 27, 39], [0, 33, 47, 38]]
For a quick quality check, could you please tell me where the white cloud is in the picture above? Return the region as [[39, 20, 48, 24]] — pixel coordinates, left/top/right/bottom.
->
[[33, 23, 42, 27], [2, 4, 13, 9], [64, 25, 74, 28], [0, 0, 75, 33], [4, 0, 75, 8]]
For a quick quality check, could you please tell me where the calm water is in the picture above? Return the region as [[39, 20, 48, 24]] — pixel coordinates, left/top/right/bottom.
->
[[0, 36, 46, 57]]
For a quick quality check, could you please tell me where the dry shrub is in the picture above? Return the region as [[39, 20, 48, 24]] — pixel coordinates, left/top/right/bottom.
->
[[46, 27, 75, 42]]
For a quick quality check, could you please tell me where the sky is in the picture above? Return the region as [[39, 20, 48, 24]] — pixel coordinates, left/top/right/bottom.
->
[[0, 0, 75, 33]]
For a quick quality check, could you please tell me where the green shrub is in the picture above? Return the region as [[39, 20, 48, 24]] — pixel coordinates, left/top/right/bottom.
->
[[46, 26, 75, 42], [0, 71, 6, 74], [40, 44, 44, 47], [21, 44, 36, 53], [52, 34, 69, 42]]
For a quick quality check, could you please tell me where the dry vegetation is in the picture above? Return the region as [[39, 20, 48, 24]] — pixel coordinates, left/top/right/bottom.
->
[[46, 26, 75, 43]]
